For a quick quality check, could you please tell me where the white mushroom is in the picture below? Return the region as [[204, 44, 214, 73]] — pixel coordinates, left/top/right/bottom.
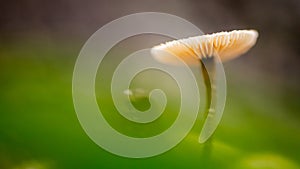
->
[[151, 29, 259, 143], [151, 30, 258, 64]]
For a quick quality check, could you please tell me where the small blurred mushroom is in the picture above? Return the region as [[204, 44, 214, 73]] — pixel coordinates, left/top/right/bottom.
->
[[123, 88, 148, 101], [151, 30, 258, 143]]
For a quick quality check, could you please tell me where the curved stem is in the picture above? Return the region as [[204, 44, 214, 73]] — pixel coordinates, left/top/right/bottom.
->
[[199, 57, 216, 143], [200, 58, 214, 119]]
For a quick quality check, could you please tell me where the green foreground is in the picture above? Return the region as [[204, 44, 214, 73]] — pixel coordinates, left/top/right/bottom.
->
[[0, 39, 299, 169]]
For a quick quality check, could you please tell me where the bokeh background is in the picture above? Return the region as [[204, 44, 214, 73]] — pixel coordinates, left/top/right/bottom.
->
[[1, 0, 300, 169]]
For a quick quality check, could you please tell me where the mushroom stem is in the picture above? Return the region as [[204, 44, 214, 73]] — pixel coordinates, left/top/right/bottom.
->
[[200, 57, 215, 119], [199, 56, 216, 141]]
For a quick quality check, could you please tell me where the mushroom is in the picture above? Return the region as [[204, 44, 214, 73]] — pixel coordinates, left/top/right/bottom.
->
[[151, 29, 259, 143]]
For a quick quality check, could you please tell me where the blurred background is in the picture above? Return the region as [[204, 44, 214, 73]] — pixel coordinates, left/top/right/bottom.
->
[[0, 0, 300, 169]]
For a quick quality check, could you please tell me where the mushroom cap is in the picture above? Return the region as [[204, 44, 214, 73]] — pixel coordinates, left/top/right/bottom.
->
[[151, 30, 259, 65]]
